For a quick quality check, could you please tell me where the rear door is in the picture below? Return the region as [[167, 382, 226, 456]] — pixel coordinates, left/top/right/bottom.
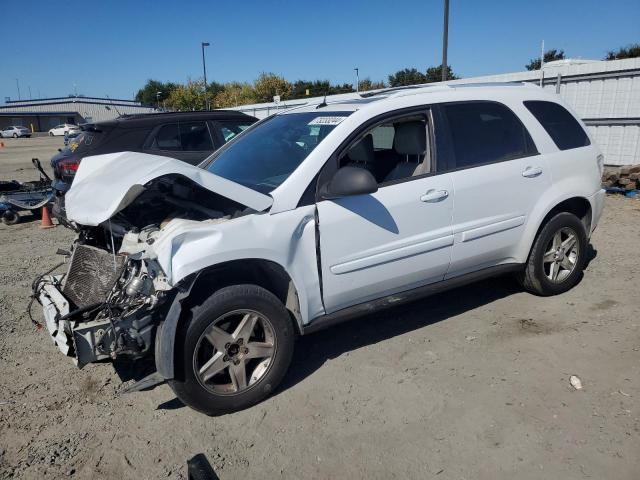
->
[[145, 121, 216, 165], [436, 101, 550, 277], [316, 108, 455, 313]]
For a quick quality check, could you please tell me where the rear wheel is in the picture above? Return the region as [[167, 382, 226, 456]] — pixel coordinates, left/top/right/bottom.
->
[[169, 284, 295, 415], [519, 212, 587, 296], [49, 132, 54, 136]]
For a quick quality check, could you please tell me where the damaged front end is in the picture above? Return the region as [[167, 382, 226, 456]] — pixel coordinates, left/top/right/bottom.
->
[[32, 152, 272, 370], [34, 227, 172, 368]]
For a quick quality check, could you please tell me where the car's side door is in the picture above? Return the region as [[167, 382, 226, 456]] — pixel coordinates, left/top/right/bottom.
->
[[434, 101, 551, 277], [316, 108, 454, 313]]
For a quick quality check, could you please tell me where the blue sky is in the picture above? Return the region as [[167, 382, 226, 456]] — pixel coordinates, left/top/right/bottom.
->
[[1, 0, 638, 101]]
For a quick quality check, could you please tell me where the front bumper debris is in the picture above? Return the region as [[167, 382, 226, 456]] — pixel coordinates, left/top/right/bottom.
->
[[36, 274, 113, 368], [38, 275, 73, 357]]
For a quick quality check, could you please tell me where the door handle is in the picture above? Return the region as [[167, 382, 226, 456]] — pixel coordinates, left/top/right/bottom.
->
[[420, 189, 449, 202], [522, 166, 543, 178]]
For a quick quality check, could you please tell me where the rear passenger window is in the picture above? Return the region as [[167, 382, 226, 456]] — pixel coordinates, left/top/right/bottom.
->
[[524, 101, 590, 150], [179, 122, 213, 150], [155, 124, 181, 150], [443, 101, 537, 170], [154, 122, 213, 151]]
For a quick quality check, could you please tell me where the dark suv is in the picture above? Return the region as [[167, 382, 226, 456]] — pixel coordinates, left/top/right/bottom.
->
[[50, 110, 257, 222]]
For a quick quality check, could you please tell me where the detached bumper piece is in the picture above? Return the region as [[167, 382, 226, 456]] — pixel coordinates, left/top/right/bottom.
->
[[38, 275, 113, 368]]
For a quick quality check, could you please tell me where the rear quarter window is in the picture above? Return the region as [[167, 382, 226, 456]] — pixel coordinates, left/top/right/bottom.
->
[[523, 100, 590, 150]]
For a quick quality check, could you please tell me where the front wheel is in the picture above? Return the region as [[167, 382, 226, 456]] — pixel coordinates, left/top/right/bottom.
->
[[2, 209, 20, 225], [49, 132, 54, 136], [169, 284, 295, 415], [518, 212, 588, 296]]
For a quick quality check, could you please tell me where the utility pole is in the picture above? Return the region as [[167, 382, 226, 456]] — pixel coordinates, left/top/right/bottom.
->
[[441, 0, 450, 82], [16, 79, 21, 100], [354, 67, 359, 92], [540, 40, 545, 87], [202, 42, 210, 109], [28, 86, 32, 100]]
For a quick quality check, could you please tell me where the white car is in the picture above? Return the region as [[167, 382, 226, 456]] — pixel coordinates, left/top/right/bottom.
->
[[1, 125, 31, 138], [48, 124, 79, 136], [35, 83, 605, 414]]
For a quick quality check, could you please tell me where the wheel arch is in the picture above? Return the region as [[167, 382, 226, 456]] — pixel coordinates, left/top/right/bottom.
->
[[519, 195, 592, 264], [155, 258, 304, 380], [536, 196, 592, 237]]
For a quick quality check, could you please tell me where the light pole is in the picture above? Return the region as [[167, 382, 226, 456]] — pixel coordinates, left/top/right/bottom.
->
[[354, 67, 359, 93], [441, 0, 450, 82], [156, 91, 162, 110], [202, 42, 210, 109]]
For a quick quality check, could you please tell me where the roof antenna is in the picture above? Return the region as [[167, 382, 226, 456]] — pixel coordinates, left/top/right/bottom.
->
[[316, 90, 328, 109], [104, 95, 122, 117]]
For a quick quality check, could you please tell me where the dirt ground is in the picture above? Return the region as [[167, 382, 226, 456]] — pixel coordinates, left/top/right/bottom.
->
[[1, 137, 639, 479]]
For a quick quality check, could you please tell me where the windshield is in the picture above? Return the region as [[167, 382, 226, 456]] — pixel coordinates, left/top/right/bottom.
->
[[204, 112, 351, 194]]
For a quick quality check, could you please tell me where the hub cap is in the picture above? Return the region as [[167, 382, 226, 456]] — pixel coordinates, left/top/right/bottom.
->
[[193, 310, 276, 395], [543, 227, 580, 283]]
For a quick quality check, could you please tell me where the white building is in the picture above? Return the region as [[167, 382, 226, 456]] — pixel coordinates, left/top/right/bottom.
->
[[0, 96, 155, 132]]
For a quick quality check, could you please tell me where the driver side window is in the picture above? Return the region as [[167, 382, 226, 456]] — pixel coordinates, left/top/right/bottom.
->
[[338, 113, 431, 185]]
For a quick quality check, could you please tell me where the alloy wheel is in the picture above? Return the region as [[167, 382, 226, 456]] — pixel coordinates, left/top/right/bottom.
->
[[542, 227, 580, 283], [193, 310, 276, 395]]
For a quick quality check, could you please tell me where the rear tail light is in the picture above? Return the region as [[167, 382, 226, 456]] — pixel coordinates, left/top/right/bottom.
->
[[59, 158, 80, 177]]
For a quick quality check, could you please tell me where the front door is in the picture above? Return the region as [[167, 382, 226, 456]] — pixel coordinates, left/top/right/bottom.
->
[[316, 110, 454, 313]]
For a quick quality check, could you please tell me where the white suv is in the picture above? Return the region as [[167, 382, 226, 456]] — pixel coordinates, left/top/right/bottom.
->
[[35, 83, 605, 414]]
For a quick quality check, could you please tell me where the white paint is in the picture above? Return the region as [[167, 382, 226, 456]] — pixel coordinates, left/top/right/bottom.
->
[[63, 84, 605, 329]]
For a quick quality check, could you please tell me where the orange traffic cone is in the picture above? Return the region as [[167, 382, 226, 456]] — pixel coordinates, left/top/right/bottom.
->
[[40, 206, 55, 229], [0, 141, 5, 148]]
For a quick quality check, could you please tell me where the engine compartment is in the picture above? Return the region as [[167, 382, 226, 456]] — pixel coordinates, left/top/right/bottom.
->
[[39, 174, 253, 367]]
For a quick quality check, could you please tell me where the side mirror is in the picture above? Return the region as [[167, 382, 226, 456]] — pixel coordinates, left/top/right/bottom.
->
[[321, 166, 378, 200]]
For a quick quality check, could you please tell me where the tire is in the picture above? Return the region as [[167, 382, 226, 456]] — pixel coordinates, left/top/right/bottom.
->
[[12, 133, 17, 138], [49, 132, 54, 136], [2, 209, 20, 225], [169, 284, 295, 415], [518, 212, 587, 296]]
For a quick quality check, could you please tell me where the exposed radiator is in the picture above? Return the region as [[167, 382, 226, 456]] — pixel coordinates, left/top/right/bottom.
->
[[62, 245, 126, 308]]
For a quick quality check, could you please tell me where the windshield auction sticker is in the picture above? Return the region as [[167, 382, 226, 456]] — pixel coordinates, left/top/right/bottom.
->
[[308, 116, 348, 126]]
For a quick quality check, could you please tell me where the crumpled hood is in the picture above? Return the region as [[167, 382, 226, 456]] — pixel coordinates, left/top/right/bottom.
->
[[65, 151, 273, 225]]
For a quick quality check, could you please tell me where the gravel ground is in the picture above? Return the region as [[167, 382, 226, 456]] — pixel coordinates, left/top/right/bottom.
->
[[1, 137, 639, 479]]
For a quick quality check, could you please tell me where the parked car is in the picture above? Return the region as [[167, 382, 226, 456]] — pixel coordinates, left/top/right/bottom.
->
[[49, 110, 257, 223], [48, 124, 80, 136], [34, 84, 605, 415], [1, 125, 31, 138]]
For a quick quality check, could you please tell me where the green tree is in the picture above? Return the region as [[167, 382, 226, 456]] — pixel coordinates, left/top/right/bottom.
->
[[214, 82, 257, 108], [165, 80, 214, 111], [388, 68, 427, 87], [291, 80, 332, 99], [425, 65, 458, 82], [134, 79, 178, 106], [526, 49, 565, 71], [328, 83, 355, 95], [605, 43, 640, 60], [358, 78, 386, 91], [253, 73, 292, 103]]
